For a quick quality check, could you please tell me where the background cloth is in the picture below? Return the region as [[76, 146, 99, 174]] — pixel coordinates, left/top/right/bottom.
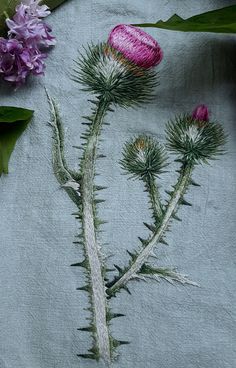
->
[[0, 1, 236, 367]]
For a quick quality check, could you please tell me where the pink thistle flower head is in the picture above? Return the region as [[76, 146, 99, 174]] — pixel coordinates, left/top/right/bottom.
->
[[108, 24, 163, 69], [192, 104, 210, 123]]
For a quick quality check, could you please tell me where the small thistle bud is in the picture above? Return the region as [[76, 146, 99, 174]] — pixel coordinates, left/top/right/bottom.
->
[[108, 24, 163, 69], [120, 136, 168, 179], [166, 110, 226, 164], [192, 104, 209, 123]]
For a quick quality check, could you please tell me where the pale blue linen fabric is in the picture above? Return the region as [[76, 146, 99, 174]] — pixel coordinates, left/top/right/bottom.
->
[[0, 1, 236, 367]]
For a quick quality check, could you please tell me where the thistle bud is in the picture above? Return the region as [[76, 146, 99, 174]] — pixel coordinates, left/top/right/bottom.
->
[[120, 136, 168, 179], [192, 104, 209, 123], [166, 108, 226, 163], [108, 24, 163, 69]]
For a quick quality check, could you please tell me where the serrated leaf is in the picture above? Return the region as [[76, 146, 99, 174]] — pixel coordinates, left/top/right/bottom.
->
[[0, 106, 34, 176], [135, 5, 236, 34]]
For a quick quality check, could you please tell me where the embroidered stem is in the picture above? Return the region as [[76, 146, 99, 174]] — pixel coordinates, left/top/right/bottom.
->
[[80, 97, 112, 363], [107, 163, 194, 296], [48, 93, 112, 363], [47, 93, 81, 206], [144, 174, 163, 225]]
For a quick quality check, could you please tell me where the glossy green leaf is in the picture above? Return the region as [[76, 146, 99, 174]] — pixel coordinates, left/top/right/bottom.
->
[[135, 5, 236, 34], [0, 107, 34, 175], [0, 0, 69, 36]]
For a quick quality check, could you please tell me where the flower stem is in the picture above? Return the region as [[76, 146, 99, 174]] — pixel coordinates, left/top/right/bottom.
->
[[107, 163, 194, 296], [80, 97, 112, 363], [144, 174, 163, 225], [48, 93, 112, 362], [3, 11, 9, 20]]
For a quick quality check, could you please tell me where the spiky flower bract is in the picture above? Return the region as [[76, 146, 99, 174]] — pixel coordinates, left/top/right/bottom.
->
[[72, 43, 158, 108], [166, 115, 226, 164], [120, 135, 168, 179]]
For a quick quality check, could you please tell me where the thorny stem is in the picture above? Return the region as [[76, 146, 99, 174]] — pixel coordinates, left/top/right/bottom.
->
[[48, 93, 112, 363], [144, 174, 163, 225], [107, 163, 194, 296], [80, 96, 112, 363]]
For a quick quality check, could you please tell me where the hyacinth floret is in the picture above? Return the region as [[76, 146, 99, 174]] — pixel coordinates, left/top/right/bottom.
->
[[0, 0, 55, 86]]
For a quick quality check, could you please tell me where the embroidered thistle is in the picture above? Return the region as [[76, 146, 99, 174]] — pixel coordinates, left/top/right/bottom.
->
[[49, 25, 163, 363]]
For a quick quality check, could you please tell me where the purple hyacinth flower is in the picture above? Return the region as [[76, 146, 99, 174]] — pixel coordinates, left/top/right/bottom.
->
[[192, 104, 210, 122], [0, 37, 46, 86], [108, 24, 163, 69], [0, 0, 55, 86], [6, 3, 56, 48], [19, 0, 50, 18]]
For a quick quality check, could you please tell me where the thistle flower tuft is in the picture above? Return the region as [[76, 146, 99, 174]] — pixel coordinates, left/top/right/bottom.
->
[[192, 104, 209, 123], [108, 24, 163, 69]]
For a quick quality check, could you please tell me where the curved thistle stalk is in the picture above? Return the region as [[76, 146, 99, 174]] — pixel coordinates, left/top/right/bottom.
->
[[78, 96, 112, 363], [48, 94, 112, 362], [107, 112, 226, 297], [107, 161, 194, 296], [48, 27, 162, 362]]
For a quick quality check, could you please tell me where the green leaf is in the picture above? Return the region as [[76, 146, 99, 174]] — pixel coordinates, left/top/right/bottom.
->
[[44, 0, 70, 10], [0, 0, 70, 36], [0, 106, 34, 176], [135, 5, 236, 34]]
